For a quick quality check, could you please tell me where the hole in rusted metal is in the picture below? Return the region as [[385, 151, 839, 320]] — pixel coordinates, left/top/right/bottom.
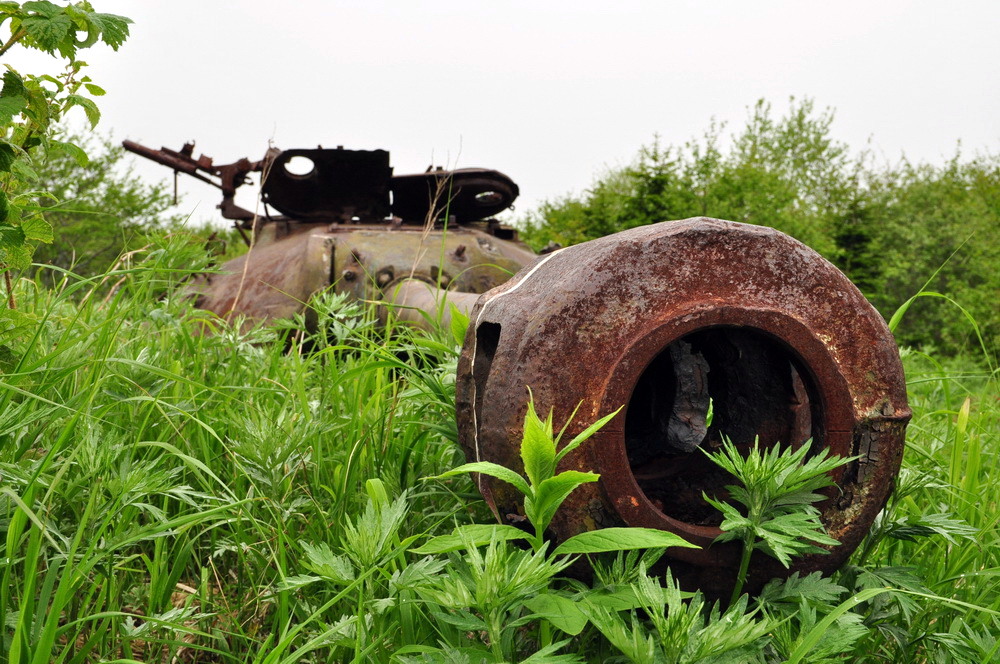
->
[[283, 156, 315, 177], [625, 326, 821, 527], [473, 322, 502, 428]]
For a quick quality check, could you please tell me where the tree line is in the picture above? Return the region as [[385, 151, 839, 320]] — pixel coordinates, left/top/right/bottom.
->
[[519, 99, 999, 360]]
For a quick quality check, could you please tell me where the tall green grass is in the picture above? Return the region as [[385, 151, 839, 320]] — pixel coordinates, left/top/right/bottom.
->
[[0, 234, 997, 662]]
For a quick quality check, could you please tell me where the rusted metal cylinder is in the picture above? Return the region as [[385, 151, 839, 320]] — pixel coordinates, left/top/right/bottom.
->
[[455, 217, 910, 597], [385, 278, 480, 330]]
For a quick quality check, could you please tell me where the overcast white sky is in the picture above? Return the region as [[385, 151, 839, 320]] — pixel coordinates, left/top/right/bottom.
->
[[23, 1, 1000, 225]]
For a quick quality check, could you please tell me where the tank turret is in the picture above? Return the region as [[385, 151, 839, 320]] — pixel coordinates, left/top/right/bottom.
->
[[123, 139, 536, 329]]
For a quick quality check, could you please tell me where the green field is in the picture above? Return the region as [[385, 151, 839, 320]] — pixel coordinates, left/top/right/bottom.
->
[[1, 234, 997, 663]]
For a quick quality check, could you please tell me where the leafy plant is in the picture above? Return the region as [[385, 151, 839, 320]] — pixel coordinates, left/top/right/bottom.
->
[[30, 129, 184, 282], [420, 396, 697, 557], [0, 1, 131, 305], [701, 438, 854, 604], [584, 567, 774, 664]]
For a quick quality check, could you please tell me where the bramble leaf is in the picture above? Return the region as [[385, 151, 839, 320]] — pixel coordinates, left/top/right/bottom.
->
[[0, 95, 27, 125], [0, 142, 16, 172], [20, 215, 52, 243], [0, 236, 32, 269], [49, 138, 89, 167], [22, 8, 73, 53], [88, 12, 132, 50], [1, 70, 26, 99], [0, 222, 26, 249], [66, 93, 100, 127]]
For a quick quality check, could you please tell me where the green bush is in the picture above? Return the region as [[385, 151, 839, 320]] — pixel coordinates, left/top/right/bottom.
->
[[519, 98, 1000, 361]]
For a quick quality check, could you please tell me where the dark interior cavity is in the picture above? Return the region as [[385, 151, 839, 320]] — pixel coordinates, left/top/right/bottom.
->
[[473, 322, 502, 427], [624, 327, 822, 526]]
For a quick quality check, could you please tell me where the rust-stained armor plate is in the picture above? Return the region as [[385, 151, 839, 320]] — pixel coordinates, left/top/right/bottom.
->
[[456, 217, 910, 598], [121, 139, 536, 329]]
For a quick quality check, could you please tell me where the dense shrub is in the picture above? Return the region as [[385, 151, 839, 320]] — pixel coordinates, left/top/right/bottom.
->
[[519, 99, 1000, 360]]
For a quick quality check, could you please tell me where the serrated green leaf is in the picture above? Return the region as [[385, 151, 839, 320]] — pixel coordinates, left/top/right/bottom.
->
[[0, 221, 25, 249], [524, 593, 588, 635], [409, 524, 530, 554], [0, 237, 32, 270], [582, 585, 695, 612], [273, 574, 321, 593], [0, 142, 15, 172], [1, 70, 25, 99], [22, 10, 73, 53], [65, 94, 100, 127], [522, 399, 556, 488], [430, 609, 487, 632], [89, 12, 132, 50], [22, 1, 60, 18], [300, 541, 354, 584], [554, 527, 698, 555], [0, 95, 27, 125], [784, 588, 892, 664], [48, 138, 88, 167], [758, 571, 846, 609], [10, 158, 37, 182], [20, 215, 51, 243], [885, 513, 977, 544]]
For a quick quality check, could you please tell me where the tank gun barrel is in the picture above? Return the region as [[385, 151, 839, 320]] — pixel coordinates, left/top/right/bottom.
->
[[122, 139, 262, 223], [123, 140, 220, 187]]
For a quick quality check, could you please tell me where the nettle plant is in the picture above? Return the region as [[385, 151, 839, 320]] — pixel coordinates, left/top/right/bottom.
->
[[0, 1, 130, 306]]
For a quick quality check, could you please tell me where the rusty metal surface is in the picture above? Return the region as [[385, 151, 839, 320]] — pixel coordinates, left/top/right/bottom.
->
[[123, 140, 262, 222], [385, 279, 482, 331], [125, 138, 532, 327], [455, 217, 910, 598], [261, 148, 391, 222], [123, 139, 521, 226], [391, 168, 520, 223], [188, 224, 535, 326]]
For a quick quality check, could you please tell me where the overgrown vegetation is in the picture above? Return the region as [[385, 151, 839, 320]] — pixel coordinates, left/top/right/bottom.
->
[[0, 0, 131, 305], [30, 129, 185, 281], [0, 5, 997, 660], [519, 99, 1000, 361], [0, 235, 997, 662]]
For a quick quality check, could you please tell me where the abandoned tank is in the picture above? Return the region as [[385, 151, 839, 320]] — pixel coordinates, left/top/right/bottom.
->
[[126, 138, 908, 598], [123, 140, 536, 328]]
